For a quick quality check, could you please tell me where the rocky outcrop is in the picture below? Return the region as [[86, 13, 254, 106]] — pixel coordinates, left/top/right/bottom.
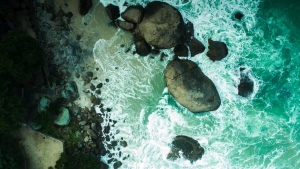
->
[[164, 60, 221, 112], [206, 39, 228, 61], [134, 37, 152, 56], [174, 44, 188, 57], [106, 4, 120, 20], [133, 1, 185, 49], [187, 38, 205, 57], [78, 0, 92, 15], [116, 20, 135, 31], [167, 135, 204, 163], [234, 12, 244, 20], [238, 67, 254, 97], [121, 5, 144, 24]]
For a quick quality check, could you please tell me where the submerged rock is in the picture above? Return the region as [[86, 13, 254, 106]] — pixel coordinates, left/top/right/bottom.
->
[[106, 4, 120, 20], [121, 5, 144, 24], [167, 135, 204, 163], [164, 60, 221, 112], [116, 20, 135, 31], [55, 107, 71, 126], [134, 1, 185, 49], [206, 39, 228, 61], [187, 38, 205, 57], [78, 0, 92, 15], [238, 67, 254, 97]]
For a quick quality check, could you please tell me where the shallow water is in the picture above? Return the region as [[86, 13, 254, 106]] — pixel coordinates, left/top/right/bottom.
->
[[94, 0, 300, 168]]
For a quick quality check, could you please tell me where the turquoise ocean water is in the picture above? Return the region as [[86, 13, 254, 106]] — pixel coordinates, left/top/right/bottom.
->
[[94, 0, 300, 168]]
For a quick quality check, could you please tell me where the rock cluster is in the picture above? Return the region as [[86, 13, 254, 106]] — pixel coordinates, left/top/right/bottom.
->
[[167, 135, 204, 163], [238, 67, 254, 97]]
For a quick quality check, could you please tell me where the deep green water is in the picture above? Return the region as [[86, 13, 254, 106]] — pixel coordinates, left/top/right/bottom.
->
[[94, 0, 300, 168]]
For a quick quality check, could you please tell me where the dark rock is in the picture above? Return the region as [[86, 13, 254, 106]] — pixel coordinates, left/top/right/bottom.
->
[[187, 38, 205, 57], [234, 12, 244, 20], [106, 4, 120, 20], [167, 135, 204, 163], [184, 20, 194, 41], [87, 129, 98, 139], [238, 68, 254, 97], [100, 148, 107, 156], [86, 71, 93, 78], [120, 140, 127, 147], [151, 49, 160, 55], [65, 12, 73, 18], [79, 0, 92, 15], [113, 161, 122, 169], [76, 35, 81, 40], [121, 5, 144, 24], [90, 84, 96, 91], [104, 125, 110, 134], [56, 9, 65, 18], [97, 83, 103, 88], [105, 78, 109, 82], [206, 39, 228, 61], [101, 162, 109, 169], [164, 60, 221, 112], [174, 44, 188, 57], [107, 108, 111, 112], [111, 141, 118, 147], [133, 2, 185, 49], [93, 98, 101, 105], [116, 20, 135, 31], [160, 53, 166, 61], [95, 90, 101, 95], [134, 38, 151, 56]]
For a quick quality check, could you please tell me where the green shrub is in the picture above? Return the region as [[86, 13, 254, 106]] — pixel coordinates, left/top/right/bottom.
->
[[0, 30, 45, 83], [0, 136, 25, 169]]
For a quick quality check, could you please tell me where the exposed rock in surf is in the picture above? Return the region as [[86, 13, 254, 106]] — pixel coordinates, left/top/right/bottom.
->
[[134, 38, 151, 56], [238, 67, 254, 97], [234, 12, 244, 20], [113, 161, 122, 169], [167, 135, 204, 163], [116, 20, 135, 31], [78, 0, 92, 15], [174, 44, 188, 57], [133, 1, 185, 49], [164, 60, 221, 112], [187, 38, 205, 57], [184, 20, 194, 41], [121, 5, 144, 24], [206, 39, 228, 61], [106, 4, 120, 20]]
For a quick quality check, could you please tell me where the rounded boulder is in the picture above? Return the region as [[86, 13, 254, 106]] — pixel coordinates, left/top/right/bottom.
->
[[134, 1, 185, 49], [164, 60, 221, 113]]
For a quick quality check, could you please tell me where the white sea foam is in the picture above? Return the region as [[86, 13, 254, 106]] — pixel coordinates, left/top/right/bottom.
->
[[93, 0, 300, 168]]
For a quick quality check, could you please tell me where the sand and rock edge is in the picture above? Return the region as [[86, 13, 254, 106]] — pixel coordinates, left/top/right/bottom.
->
[[12, 0, 254, 168]]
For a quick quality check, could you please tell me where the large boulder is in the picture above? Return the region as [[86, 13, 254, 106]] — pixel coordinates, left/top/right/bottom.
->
[[206, 39, 228, 61], [164, 60, 221, 112], [106, 4, 120, 20], [78, 0, 92, 15], [167, 135, 204, 163], [116, 20, 135, 31], [133, 1, 185, 49], [187, 38, 205, 57], [121, 5, 144, 24]]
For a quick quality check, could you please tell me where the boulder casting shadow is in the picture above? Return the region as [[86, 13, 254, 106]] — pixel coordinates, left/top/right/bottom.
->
[[167, 135, 204, 163], [164, 59, 221, 113]]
